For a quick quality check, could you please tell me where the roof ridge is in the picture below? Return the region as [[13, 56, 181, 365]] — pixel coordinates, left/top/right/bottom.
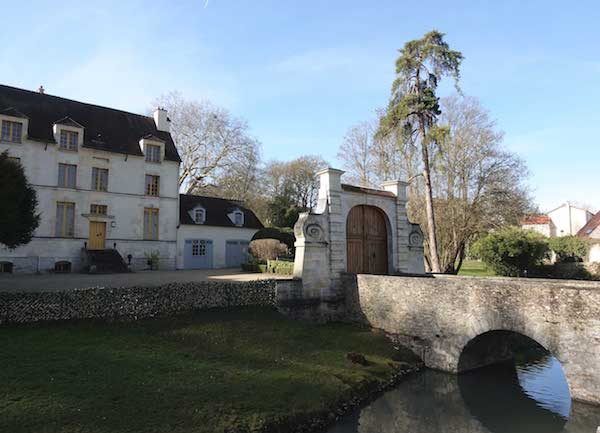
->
[[0, 84, 153, 121], [180, 193, 244, 202], [576, 212, 600, 237]]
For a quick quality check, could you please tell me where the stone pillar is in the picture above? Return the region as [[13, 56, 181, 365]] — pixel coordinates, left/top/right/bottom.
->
[[317, 168, 346, 297], [381, 180, 411, 273], [292, 212, 329, 298]]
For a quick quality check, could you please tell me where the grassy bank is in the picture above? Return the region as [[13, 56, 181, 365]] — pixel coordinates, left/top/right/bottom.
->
[[0, 307, 419, 433], [458, 260, 496, 277]]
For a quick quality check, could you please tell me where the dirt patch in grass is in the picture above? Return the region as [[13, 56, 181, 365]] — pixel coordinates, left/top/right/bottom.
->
[[0, 307, 420, 433]]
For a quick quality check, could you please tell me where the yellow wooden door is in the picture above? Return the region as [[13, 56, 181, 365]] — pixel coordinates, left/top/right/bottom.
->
[[88, 221, 106, 250]]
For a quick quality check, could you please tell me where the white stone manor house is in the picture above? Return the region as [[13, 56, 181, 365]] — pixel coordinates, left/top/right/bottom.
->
[[0, 84, 181, 272], [0, 84, 265, 274]]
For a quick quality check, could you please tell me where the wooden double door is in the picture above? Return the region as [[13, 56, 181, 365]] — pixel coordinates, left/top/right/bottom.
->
[[88, 221, 106, 250], [346, 205, 388, 274]]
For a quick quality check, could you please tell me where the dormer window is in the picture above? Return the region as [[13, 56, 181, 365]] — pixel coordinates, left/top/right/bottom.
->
[[59, 130, 78, 151], [234, 211, 244, 226], [1, 120, 22, 143], [145, 143, 161, 163], [194, 208, 205, 224], [139, 135, 164, 163]]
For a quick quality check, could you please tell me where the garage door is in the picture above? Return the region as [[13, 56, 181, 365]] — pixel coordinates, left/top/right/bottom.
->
[[226, 240, 250, 268], [184, 239, 213, 269]]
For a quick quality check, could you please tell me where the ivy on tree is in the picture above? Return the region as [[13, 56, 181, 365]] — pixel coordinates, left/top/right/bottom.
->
[[0, 152, 39, 249], [378, 30, 463, 272]]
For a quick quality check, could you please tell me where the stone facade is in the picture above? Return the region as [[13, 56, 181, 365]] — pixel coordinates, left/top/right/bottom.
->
[[0, 279, 276, 324], [292, 168, 425, 300], [0, 87, 180, 273], [343, 273, 600, 405]]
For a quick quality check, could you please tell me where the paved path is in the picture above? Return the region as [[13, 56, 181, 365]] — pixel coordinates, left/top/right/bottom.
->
[[0, 269, 292, 292]]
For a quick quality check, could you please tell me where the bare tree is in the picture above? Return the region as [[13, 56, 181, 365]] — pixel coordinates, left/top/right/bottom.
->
[[261, 155, 328, 227], [337, 95, 532, 273], [153, 92, 261, 197], [424, 95, 531, 272], [337, 120, 376, 187]]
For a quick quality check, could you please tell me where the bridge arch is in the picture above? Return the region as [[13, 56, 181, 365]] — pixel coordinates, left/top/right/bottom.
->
[[343, 273, 600, 404], [457, 329, 572, 430], [458, 330, 552, 372]]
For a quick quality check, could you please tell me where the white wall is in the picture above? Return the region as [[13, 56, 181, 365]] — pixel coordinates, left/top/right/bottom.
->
[[548, 204, 592, 236], [0, 121, 179, 273], [176, 224, 259, 269], [522, 223, 553, 237], [589, 244, 600, 263]]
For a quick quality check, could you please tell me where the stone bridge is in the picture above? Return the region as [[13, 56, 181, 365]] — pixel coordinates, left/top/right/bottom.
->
[[343, 274, 600, 405]]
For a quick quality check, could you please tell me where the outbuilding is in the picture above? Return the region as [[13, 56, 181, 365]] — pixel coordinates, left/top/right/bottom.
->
[[176, 194, 263, 269]]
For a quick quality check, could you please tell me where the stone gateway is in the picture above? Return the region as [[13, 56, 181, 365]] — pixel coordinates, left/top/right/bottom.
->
[[292, 168, 425, 300]]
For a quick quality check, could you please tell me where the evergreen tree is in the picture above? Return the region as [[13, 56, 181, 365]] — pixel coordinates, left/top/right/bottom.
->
[[378, 30, 463, 272], [0, 152, 39, 249]]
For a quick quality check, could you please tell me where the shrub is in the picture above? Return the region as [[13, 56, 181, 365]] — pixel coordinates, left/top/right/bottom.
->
[[241, 262, 267, 273], [266, 259, 294, 275], [529, 263, 593, 280], [249, 239, 288, 262], [472, 228, 550, 277], [548, 236, 589, 263], [252, 227, 295, 250], [588, 262, 600, 280], [144, 250, 160, 270]]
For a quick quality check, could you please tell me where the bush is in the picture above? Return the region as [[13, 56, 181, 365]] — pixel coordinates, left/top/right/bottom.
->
[[588, 262, 600, 280], [548, 236, 589, 263], [529, 263, 593, 280], [472, 228, 550, 277], [241, 262, 267, 273], [252, 227, 295, 250], [249, 239, 289, 262], [266, 259, 294, 275]]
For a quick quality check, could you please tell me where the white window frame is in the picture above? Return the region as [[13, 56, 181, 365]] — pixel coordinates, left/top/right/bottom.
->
[[59, 129, 79, 151], [58, 163, 77, 189], [139, 137, 165, 163], [193, 207, 206, 224], [1, 119, 23, 143], [53, 122, 83, 151], [234, 210, 244, 226]]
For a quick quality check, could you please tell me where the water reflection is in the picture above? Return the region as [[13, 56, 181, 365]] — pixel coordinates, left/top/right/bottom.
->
[[328, 356, 600, 433]]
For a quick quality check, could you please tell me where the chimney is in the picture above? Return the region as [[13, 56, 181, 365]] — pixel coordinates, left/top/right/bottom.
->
[[153, 107, 170, 132], [38, 85, 45, 94]]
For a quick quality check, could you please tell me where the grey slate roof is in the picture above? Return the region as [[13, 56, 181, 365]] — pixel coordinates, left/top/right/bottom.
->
[[0, 84, 181, 162], [179, 194, 264, 229]]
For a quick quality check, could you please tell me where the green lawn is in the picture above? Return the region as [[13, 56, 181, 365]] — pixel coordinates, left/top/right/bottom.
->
[[458, 260, 496, 277], [0, 307, 417, 433]]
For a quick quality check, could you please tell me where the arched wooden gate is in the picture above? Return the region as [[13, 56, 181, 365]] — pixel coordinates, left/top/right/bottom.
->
[[346, 205, 388, 274]]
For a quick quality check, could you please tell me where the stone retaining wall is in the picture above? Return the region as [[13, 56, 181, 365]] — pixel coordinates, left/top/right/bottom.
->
[[0, 280, 277, 325]]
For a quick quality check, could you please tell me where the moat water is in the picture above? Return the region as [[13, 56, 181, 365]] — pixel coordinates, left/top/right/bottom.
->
[[328, 355, 600, 433]]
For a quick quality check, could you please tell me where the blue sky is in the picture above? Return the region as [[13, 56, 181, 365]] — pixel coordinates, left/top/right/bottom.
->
[[1, 0, 599, 211]]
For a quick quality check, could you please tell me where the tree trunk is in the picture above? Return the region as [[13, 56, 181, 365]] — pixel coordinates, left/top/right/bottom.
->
[[455, 243, 466, 274], [420, 123, 441, 273]]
